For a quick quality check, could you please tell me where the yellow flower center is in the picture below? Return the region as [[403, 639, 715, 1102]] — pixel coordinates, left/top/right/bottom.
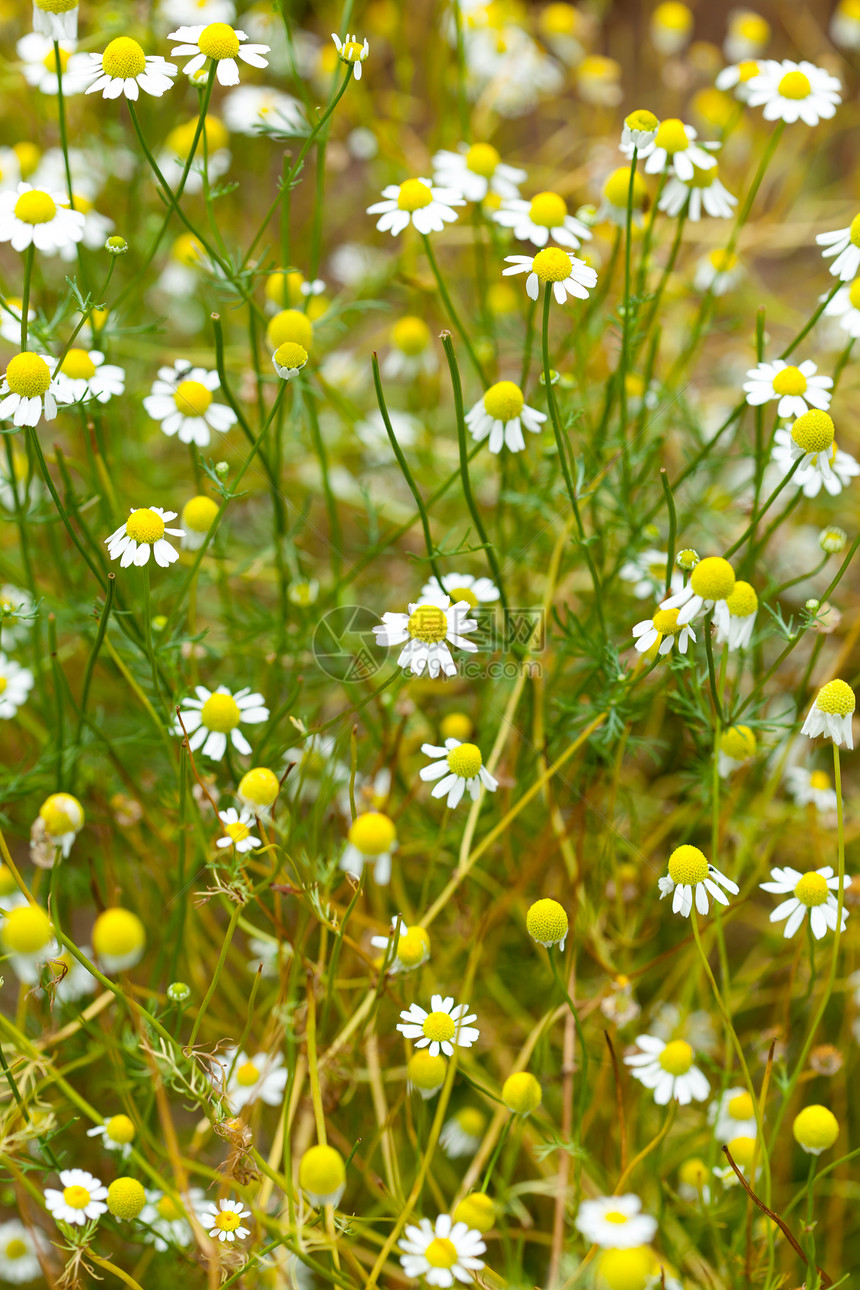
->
[[106, 1113, 135, 1144], [157, 1195, 184, 1221], [532, 247, 572, 283], [526, 898, 569, 944], [456, 1108, 485, 1136], [396, 926, 430, 966], [2, 905, 51, 953], [60, 349, 96, 380], [198, 22, 240, 60], [603, 167, 648, 209], [125, 508, 165, 545], [339, 39, 365, 61], [529, 191, 568, 228], [447, 586, 479, 608], [182, 495, 219, 533], [719, 725, 756, 760], [667, 844, 709, 885], [690, 163, 716, 189], [679, 1158, 709, 1188], [174, 379, 212, 417], [35, 0, 77, 9], [690, 556, 735, 601], [793, 1105, 839, 1152], [709, 248, 737, 272], [6, 186, 39, 227], [726, 580, 757, 617], [348, 811, 396, 855], [226, 821, 251, 844], [651, 607, 681, 636], [654, 117, 689, 154], [200, 693, 241, 732], [274, 341, 308, 371], [815, 678, 855, 715], [101, 37, 147, 80], [794, 872, 829, 907], [626, 108, 659, 132], [235, 1060, 260, 1086], [604, 1211, 630, 1224], [63, 1186, 91, 1210], [447, 742, 483, 778], [6, 353, 51, 397], [425, 1238, 458, 1269], [214, 1209, 241, 1232], [655, 0, 692, 30], [737, 59, 760, 81], [791, 409, 834, 453], [659, 1039, 694, 1075], [728, 1135, 756, 1168], [849, 214, 860, 249], [734, 12, 769, 40], [848, 279, 860, 311], [42, 46, 72, 73], [483, 380, 524, 421], [809, 770, 831, 790], [422, 1010, 456, 1042], [407, 604, 448, 642], [167, 116, 229, 157], [392, 315, 430, 355], [0, 678, 7, 697], [772, 365, 807, 396], [267, 308, 313, 351], [94, 907, 145, 958], [778, 70, 811, 100], [466, 143, 500, 177], [397, 179, 433, 212], [728, 1092, 754, 1120], [4, 1240, 27, 1259]]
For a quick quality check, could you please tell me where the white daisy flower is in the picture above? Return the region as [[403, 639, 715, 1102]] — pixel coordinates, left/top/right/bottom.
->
[[770, 427, 859, 498], [396, 993, 480, 1057], [439, 1107, 486, 1158], [158, 116, 231, 195], [331, 32, 369, 79], [817, 215, 860, 281], [693, 248, 743, 295], [715, 58, 763, 100], [32, 0, 78, 40], [0, 654, 35, 719], [619, 108, 660, 153], [0, 183, 85, 254], [491, 190, 591, 249], [17, 33, 89, 96], [709, 1087, 757, 1142], [775, 409, 841, 492], [823, 278, 860, 335], [743, 359, 832, 419], [203, 1197, 251, 1243], [631, 606, 696, 657], [272, 342, 308, 380], [45, 944, 96, 1003], [0, 352, 61, 427], [0, 1219, 47, 1283], [373, 593, 479, 680], [785, 766, 838, 813], [78, 36, 178, 100], [370, 919, 431, 973], [713, 580, 758, 651], [658, 168, 737, 221], [623, 1034, 710, 1105], [658, 844, 739, 918], [619, 550, 684, 600], [139, 1188, 204, 1252], [175, 685, 269, 760], [432, 142, 526, 202], [503, 246, 598, 303], [382, 315, 438, 379], [659, 555, 736, 627], [0, 296, 34, 346], [642, 119, 717, 181], [216, 807, 261, 854], [419, 573, 500, 607], [169, 23, 270, 86], [398, 1214, 486, 1288], [105, 506, 184, 569], [213, 1048, 288, 1110], [598, 166, 650, 227], [801, 679, 855, 749], [158, 0, 235, 23], [340, 811, 397, 886], [419, 738, 498, 809], [574, 1195, 657, 1250], [724, 11, 770, 61], [86, 1112, 136, 1157], [745, 59, 841, 126], [142, 360, 237, 448], [222, 85, 306, 137], [44, 1169, 108, 1226], [465, 380, 546, 453], [831, 0, 860, 49], [54, 348, 125, 406], [367, 177, 464, 237], [760, 865, 849, 939]]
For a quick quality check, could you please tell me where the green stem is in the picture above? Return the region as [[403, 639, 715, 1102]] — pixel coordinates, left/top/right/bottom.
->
[[188, 903, 243, 1047], [421, 233, 487, 386]]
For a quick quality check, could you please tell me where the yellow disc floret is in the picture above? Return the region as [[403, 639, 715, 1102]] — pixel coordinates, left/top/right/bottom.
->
[[728, 1092, 754, 1121], [815, 678, 855, 715], [625, 108, 659, 132], [529, 191, 568, 228], [483, 380, 524, 422], [106, 1113, 135, 1144], [598, 1247, 656, 1290], [654, 1, 693, 31], [502, 1071, 542, 1115], [299, 1144, 346, 1199], [456, 1107, 486, 1137], [101, 37, 147, 80], [651, 607, 682, 636], [526, 897, 569, 946], [791, 410, 834, 454], [40, 792, 84, 836], [423, 1011, 455, 1042], [181, 495, 219, 534], [771, 365, 807, 396], [719, 725, 756, 760], [6, 353, 51, 398], [348, 811, 396, 855], [793, 871, 829, 907], [653, 117, 689, 154], [60, 349, 96, 381], [14, 190, 57, 225], [407, 604, 448, 642], [273, 342, 308, 372], [447, 742, 483, 778], [603, 168, 648, 209], [793, 1104, 839, 1154], [397, 179, 433, 212], [200, 692, 241, 731], [2, 905, 51, 954], [690, 556, 735, 601], [425, 1238, 458, 1269], [198, 22, 240, 60], [125, 508, 164, 545], [236, 1061, 260, 1086], [659, 1039, 694, 1076], [392, 315, 430, 355], [267, 308, 313, 352], [727, 1135, 756, 1169], [408, 1051, 446, 1090], [62, 1185, 91, 1210], [441, 712, 473, 741], [238, 767, 280, 808], [532, 247, 572, 283], [174, 380, 212, 417], [92, 907, 146, 959], [679, 1157, 709, 1189], [466, 143, 500, 177], [396, 925, 430, 967], [667, 844, 708, 885], [453, 1191, 496, 1233], [778, 70, 811, 100], [726, 581, 758, 617]]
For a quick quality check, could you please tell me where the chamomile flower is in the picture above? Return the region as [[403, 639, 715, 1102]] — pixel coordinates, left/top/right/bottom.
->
[[710, 1088, 757, 1141], [785, 766, 837, 813], [407, 1052, 447, 1099], [771, 427, 859, 498], [397, 994, 480, 1057], [619, 550, 683, 600], [79, 37, 177, 100], [86, 1113, 136, 1157], [44, 1170, 108, 1226], [382, 316, 438, 379], [298, 1145, 346, 1208], [419, 739, 498, 809], [340, 811, 398, 885], [831, 0, 860, 48], [0, 183, 84, 254], [398, 1214, 486, 1288], [620, 109, 660, 154], [1, 904, 53, 984], [439, 1108, 486, 1158], [745, 59, 841, 126], [743, 359, 832, 418], [36, 793, 84, 859], [432, 143, 526, 202], [631, 606, 696, 656], [465, 380, 546, 453], [802, 679, 855, 749], [92, 907, 146, 972], [717, 725, 757, 777], [331, 32, 369, 79], [180, 494, 219, 550], [0, 1219, 46, 1283], [492, 191, 591, 249], [817, 214, 860, 281], [216, 807, 261, 854], [574, 1195, 657, 1250], [823, 278, 860, 335], [658, 166, 737, 221], [223, 85, 305, 137], [503, 246, 598, 303], [660, 555, 735, 627], [371, 919, 431, 973], [105, 506, 184, 568], [598, 167, 650, 227], [140, 1189, 202, 1251], [272, 342, 308, 379], [54, 348, 125, 405], [237, 767, 280, 818], [419, 573, 499, 607], [650, 0, 693, 54], [17, 33, 88, 96], [169, 24, 270, 86], [204, 1197, 251, 1243], [0, 352, 60, 427], [658, 844, 739, 917], [143, 361, 237, 448], [713, 581, 758, 650], [793, 1105, 839, 1155], [526, 897, 569, 950], [760, 865, 848, 939], [45, 944, 96, 1002], [175, 685, 269, 760], [218, 1048, 288, 1109], [624, 1034, 710, 1105], [0, 655, 35, 719], [643, 119, 717, 181], [724, 10, 770, 60], [715, 58, 763, 100], [693, 248, 743, 295], [367, 177, 464, 236], [373, 594, 479, 680], [32, 0, 78, 39]]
